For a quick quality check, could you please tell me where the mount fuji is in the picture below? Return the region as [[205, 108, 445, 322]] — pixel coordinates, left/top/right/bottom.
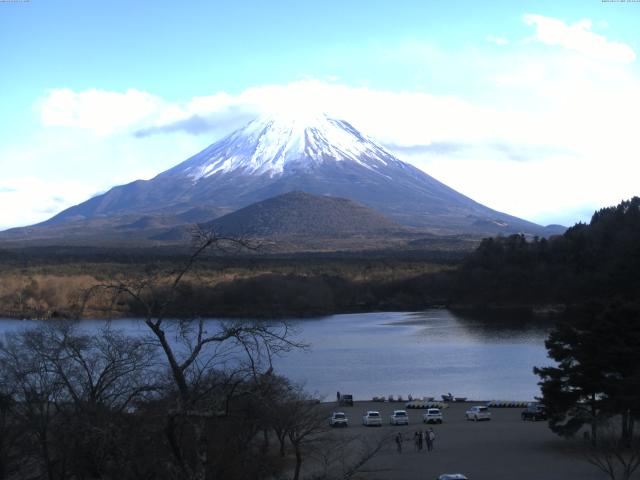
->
[[5, 113, 563, 245]]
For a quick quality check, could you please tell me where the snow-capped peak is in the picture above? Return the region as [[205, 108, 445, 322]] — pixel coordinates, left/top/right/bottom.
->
[[176, 113, 401, 180]]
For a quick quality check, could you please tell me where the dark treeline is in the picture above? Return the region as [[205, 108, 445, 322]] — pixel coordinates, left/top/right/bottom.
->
[[450, 197, 640, 307], [132, 272, 450, 319], [0, 244, 465, 270]]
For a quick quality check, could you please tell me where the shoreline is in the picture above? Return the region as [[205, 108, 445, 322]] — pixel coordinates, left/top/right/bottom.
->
[[0, 302, 567, 322]]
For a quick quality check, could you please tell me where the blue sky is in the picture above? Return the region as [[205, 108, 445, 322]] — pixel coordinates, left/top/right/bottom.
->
[[1, 0, 640, 229]]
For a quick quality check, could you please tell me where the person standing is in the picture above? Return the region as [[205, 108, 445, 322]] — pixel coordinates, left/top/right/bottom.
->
[[395, 433, 403, 453], [427, 428, 436, 451], [337, 391, 341, 403], [419, 430, 424, 451], [414, 431, 419, 451]]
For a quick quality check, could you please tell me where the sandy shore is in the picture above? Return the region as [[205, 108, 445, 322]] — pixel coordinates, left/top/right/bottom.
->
[[317, 401, 603, 480]]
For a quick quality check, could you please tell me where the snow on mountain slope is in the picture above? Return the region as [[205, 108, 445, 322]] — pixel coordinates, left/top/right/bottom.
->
[[170, 113, 403, 179]]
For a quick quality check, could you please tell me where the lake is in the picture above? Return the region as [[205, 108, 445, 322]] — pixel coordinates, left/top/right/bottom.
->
[[0, 309, 553, 401]]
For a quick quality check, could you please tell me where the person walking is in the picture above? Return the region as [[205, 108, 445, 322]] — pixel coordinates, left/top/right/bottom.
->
[[395, 432, 403, 454], [414, 431, 420, 451], [337, 391, 341, 403], [418, 430, 424, 451], [427, 428, 436, 451]]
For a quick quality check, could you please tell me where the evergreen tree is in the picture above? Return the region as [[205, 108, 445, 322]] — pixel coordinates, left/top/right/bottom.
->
[[535, 303, 640, 445]]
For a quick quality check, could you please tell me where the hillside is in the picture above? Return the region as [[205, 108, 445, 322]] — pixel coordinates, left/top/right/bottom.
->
[[205, 191, 403, 237], [152, 192, 429, 252]]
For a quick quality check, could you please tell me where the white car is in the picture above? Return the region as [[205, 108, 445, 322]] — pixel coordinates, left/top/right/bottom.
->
[[329, 412, 348, 427], [362, 411, 382, 426], [437, 474, 468, 480], [465, 405, 491, 421], [423, 408, 443, 424], [390, 410, 409, 425]]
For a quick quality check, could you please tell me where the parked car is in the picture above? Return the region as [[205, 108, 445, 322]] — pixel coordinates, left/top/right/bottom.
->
[[465, 405, 491, 421], [329, 412, 348, 427], [521, 402, 547, 421], [390, 410, 409, 425], [423, 408, 443, 424], [437, 474, 468, 480], [339, 394, 354, 406], [362, 411, 382, 426]]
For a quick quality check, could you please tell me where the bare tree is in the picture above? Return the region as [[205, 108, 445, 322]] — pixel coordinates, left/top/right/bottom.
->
[[0, 387, 20, 480], [585, 423, 640, 480], [0, 329, 69, 480], [0, 321, 159, 480], [85, 229, 303, 479], [309, 432, 391, 480], [265, 377, 298, 457], [268, 385, 391, 480], [281, 389, 329, 480], [27, 321, 158, 410]]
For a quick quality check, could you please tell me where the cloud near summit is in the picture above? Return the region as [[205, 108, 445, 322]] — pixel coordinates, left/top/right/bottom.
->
[[35, 80, 555, 148]]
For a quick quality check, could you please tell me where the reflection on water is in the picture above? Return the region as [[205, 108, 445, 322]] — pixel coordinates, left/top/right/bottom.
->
[[276, 309, 553, 401], [0, 309, 554, 401], [401, 310, 553, 344]]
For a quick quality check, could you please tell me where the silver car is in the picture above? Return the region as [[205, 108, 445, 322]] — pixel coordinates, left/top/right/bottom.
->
[[423, 408, 443, 424], [362, 411, 382, 426], [329, 412, 348, 427], [465, 405, 491, 421], [390, 409, 409, 425]]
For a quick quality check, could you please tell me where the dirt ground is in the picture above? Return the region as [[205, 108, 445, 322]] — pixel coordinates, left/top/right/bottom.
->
[[317, 401, 605, 480]]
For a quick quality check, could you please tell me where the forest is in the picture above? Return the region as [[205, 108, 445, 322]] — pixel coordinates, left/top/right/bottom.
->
[[452, 196, 640, 308]]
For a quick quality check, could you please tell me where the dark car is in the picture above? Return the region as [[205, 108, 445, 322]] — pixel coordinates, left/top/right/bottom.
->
[[521, 402, 547, 421]]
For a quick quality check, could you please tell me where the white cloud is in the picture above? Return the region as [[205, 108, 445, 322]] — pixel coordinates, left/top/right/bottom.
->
[[486, 35, 509, 46], [0, 177, 98, 230], [524, 13, 636, 64], [40, 88, 179, 135], [138, 80, 525, 147]]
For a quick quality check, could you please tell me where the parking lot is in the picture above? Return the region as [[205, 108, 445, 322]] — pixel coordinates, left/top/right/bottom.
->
[[321, 401, 604, 480]]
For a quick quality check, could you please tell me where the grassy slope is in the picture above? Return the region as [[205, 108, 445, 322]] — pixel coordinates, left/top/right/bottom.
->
[[0, 246, 467, 319]]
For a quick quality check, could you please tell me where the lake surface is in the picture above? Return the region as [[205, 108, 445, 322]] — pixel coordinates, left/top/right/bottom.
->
[[0, 309, 553, 401]]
